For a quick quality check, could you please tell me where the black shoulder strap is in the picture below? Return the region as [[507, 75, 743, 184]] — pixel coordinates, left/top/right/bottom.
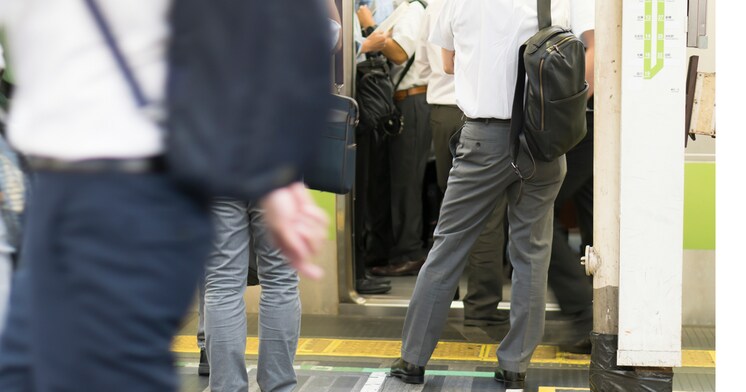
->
[[82, 0, 148, 108], [538, 0, 552, 30], [511, 0, 549, 171], [394, 54, 416, 91], [509, 44, 527, 169]]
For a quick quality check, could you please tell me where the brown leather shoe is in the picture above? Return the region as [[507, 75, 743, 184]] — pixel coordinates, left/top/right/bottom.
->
[[370, 259, 425, 276]]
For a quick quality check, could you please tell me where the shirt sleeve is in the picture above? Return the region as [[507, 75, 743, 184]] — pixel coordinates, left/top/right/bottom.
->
[[391, 1, 426, 57], [429, 0, 454, 51], [413, 6, 433, 80], [571, 0, 595, 37]]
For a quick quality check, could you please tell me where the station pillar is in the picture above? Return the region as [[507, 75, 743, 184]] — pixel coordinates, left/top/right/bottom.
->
[[589, 0, 686, 390]]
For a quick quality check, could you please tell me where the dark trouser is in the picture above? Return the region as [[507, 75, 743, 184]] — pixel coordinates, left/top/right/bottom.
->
[[430, 104, 506, 321], [548, 112, 594, 315], [0, 170, 212, 392], [387, 93, 432, 264], [357, 92, 432, 268], [430, 105, 463, 192], [354, 120, 390, 275]]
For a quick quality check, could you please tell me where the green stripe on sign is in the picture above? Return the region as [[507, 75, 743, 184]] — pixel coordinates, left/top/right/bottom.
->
[[310, 190, 337, 241], [684, 162, 715, 250]]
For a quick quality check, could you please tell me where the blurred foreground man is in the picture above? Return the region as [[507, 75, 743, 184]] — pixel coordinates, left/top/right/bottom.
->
[[0, 1, 328, 391], [391, 0, 593, 389]]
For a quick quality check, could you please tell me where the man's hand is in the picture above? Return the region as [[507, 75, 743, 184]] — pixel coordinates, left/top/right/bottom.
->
[[260, 182, 329, 280], [361, 31, 387, 53], [357, 5, 376, 28]]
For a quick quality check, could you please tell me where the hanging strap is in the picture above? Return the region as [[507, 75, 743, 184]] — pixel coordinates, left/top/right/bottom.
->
[[81, 0, 148, 108], [538, 0, 552, 30]]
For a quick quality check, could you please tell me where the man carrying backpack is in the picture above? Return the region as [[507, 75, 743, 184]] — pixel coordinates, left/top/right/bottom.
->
[[0, 1, 329, 391], [357, 0, 433, 278], [413, 0, 511, 327], [389, 0, 594, 389]]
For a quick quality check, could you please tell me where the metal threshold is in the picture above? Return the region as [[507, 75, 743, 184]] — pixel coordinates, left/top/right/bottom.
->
[[339, 298, 562, 318]]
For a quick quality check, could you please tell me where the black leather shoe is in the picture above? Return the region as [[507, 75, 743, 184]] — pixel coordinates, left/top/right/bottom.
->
[[390, 357, 424, 384], [370, 259, 425, 277], [364, 272, 391, 285], [560, 336, 592, 354], [464, 309, 510, 326], [198, 348, 210, 376], [356, 278, 392, 294], [559, 308, 592, 354], [494, 368, 525, 389]]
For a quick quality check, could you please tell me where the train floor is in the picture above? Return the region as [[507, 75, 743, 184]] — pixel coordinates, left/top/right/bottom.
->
[[174, 313, 716, 392]]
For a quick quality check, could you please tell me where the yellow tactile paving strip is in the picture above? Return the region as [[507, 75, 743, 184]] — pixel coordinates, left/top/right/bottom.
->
[[172, 336, 715, 368]]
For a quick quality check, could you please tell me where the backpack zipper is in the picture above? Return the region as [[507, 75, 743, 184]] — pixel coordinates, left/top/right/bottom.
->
[[546, 35, 574, 57]]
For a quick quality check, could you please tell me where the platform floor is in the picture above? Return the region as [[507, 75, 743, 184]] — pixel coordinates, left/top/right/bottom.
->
[[175, 313, 715, 392]]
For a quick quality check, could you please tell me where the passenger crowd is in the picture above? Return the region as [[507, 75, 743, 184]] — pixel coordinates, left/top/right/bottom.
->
[[0, 0, 595, 391]]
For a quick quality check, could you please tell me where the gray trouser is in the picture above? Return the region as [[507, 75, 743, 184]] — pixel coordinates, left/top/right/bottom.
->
[[401, 120, 565, 373], [430, 104, 506, 321], [202, 199, 301, 392]]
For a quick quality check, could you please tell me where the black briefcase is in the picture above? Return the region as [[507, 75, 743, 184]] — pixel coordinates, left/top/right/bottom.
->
[[304, 94, 358, 194]]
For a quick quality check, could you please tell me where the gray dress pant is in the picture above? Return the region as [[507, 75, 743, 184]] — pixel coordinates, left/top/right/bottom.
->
[[401, 120, 565, 373], [202, 199, 301, 392], [430, 104, 506, 322], [549, 111, 594, 316]]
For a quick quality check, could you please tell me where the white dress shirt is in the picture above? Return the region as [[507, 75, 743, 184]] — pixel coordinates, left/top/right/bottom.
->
[[430, 0, 595, 119], [412, 0, 455, 105], [0, 0, 169, 161], [389, 1, 427, 91], [372, 0, 396, 24]]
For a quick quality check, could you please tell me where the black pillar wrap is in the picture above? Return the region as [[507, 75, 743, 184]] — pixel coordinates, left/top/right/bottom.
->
[[589, 332, 675, 392]]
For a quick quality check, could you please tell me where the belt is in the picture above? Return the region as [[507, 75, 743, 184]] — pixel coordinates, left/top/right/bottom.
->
[[394, 86, 428, 102], [26, 156, 167, 174], [465, 117, 511, 124]]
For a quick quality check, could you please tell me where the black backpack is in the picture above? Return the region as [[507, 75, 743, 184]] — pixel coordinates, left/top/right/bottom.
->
[[355, 55, 403, 139], [83, 0, 331, 201], [510, 0, 588, 175], [355, 0, 426, 139]]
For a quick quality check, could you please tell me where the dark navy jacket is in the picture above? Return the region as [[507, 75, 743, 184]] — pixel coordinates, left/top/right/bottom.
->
[[167, 0, 331, 200]]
